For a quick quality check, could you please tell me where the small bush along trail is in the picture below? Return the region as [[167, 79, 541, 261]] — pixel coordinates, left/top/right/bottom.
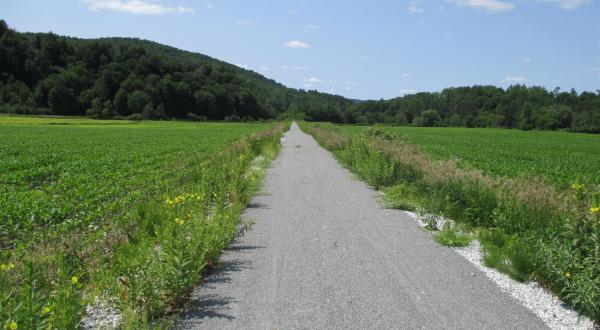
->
[[0, 116, 287, 328], [180, 123, 545, 329], [302, 122, 599, 325]]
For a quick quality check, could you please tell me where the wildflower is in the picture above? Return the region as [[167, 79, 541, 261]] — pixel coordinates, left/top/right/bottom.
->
[[70, 276, 78, 285], [0, 264, 6, 271], [42, 306, 51, 315], [175, 218, 185, 225], [8, 263, 14, 269], [571, 183, 585, 191], [565, 272, 571, 278], [9, 322, 17, 330], [590, 207, 600, 214]]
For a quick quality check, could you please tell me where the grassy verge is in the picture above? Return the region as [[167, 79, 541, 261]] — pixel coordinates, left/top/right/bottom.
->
[[0, 122, 288, 328], [300, 122, 600, 323]]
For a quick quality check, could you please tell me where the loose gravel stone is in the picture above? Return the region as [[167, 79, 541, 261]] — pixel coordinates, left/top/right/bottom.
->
[[80, 298, 122, 330]]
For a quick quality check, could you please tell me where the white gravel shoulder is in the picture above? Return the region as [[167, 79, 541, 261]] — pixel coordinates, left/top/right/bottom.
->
[[404, 210, 596, 330], [80, 298, 122, 330]]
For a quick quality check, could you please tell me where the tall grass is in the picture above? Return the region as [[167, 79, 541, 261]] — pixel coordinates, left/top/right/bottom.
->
[[302, 123, 600, 323], [0, 123, 287, 328]]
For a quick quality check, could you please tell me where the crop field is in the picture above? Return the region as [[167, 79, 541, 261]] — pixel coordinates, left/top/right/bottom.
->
[[336, 125, 600, 188], [0, 116, 285, 327], [0, 116, 268, 246]]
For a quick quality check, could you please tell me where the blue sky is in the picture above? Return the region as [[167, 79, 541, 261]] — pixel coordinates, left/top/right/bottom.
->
[[1, 0, 599, 100]]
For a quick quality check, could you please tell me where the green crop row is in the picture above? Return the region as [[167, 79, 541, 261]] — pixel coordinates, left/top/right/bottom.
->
[[0, 117, 287, 328], [336, 125, 600, 189], [301, 122, 600, 323]]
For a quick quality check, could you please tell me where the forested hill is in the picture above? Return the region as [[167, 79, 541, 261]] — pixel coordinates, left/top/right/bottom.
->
[[0, 20, 349, 121], [1, 19, 599, 133]]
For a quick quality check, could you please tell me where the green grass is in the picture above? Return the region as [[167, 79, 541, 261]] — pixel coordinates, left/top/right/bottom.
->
[[434, 225, 473, 247], [0, 116, 286, 327], [336, 125, 600, 188]]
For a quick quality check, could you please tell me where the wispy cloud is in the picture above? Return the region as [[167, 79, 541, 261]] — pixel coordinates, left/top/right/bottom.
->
[[535, 0, 590, 9], [83, 0, 194, 15], [284, 40, 311, 48], [237, 19, 252, 26], [304, 24, 319, 31], [399, 89, 418, 95], [408, 4, 425, 13], [304, 77, 322, 83], [521, 57, 533, 63], [446, 0, 514, 12], [259, 66, 269, 71], [206, 2, 214, 9], [287, 9, 298, 16], [281, 65, 306, 70], [590, 67, 600, 72], [303, 77, 323, 88], [401, 73, 411, 77], [502, 76, 524, 83]]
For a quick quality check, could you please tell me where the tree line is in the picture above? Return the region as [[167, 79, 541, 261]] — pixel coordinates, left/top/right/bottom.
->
[[1, 20, 599, 133]]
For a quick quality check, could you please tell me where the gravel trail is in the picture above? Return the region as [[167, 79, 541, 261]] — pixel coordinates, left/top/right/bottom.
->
[[180, 123, 547, 329]]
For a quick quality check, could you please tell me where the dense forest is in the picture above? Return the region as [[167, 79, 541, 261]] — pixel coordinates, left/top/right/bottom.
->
[[1, 20, 599, 133]]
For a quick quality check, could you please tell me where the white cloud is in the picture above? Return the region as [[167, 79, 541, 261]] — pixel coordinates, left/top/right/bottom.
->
[[281, 65, 306, 70], [521, 57, 533, 63], [287, 9, 298, 16], [237, 19, 252, 26], [304, 77, 322, 83], [235, 64, 250, 69], [501, 76, 525, 83], [446, 0, 514, 12], [344, 86, 352, 91], [535, 0, 590, 9], [303, 84, 315, 88], [206, 2, 214, 9], [259, 66, 269, 71], [284, 40, 311, 48], [83, 0, 194, 15], [408, 4, 425, 13], [590, 67, 600, 72], [399, 89, 418, 95], [401, 73, 411, 77], [304, 24, 319, 31]]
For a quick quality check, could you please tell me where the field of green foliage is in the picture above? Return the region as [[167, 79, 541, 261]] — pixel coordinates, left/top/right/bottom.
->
[[303, 123, 600, 323], [0, 116, 286, 328], [337, 125, 600, 188]]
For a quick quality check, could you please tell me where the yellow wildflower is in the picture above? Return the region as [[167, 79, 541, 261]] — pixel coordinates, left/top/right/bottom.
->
[[571, 183, 585, 190], [0, 264, 6, 271], [42, 306, 51, 315], [70, 276, 78, 285], [565, 272, 571, 278], [9, 322, 17, 330], [590, 207, 600, 214], [8, 263, 14, 270], [175, 218, 185, 225]]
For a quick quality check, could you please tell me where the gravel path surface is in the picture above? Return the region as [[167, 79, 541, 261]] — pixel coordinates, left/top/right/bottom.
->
[[180, 123, 547, 329]]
